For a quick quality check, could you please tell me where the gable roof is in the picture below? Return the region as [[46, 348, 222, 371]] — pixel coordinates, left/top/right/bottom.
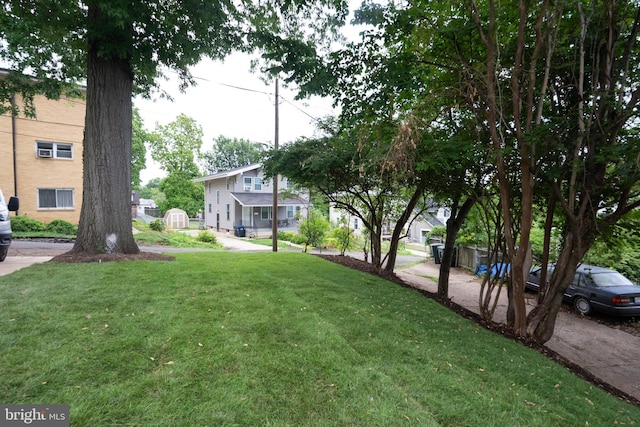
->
[[193, 163, 261, 183]]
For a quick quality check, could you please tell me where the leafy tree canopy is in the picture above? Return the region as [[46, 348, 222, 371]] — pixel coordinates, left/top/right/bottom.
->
[[201, 136, 266, 174]]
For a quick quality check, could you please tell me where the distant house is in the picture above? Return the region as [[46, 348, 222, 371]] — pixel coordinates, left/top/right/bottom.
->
[[406, 207, 449, 245], [193, 163, 308, 234], [329, 203, 450, 245]]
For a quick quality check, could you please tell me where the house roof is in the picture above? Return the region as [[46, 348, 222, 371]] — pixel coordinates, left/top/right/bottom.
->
[[231, 192, 308, 207], [193, 163, 261, 183], [422, 212, 445, 228]]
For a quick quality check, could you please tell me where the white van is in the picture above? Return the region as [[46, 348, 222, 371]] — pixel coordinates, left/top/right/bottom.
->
[[0, 188, 19, 262]]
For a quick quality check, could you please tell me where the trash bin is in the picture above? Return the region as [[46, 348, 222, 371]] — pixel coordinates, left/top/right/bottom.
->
[[236, 225, 245, 237], [431, 243, 444, 264]]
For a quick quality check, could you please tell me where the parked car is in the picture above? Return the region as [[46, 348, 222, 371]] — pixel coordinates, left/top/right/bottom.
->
[[526, 264, 640, 317], [0, 188, 20, 262]]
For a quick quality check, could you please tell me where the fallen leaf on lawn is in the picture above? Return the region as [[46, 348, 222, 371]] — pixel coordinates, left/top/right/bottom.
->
[[198, 343, 203, 347], [165, 361, 175, 365], [150, 357, 155, 361]]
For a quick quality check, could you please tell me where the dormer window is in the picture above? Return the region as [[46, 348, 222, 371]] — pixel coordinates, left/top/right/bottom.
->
[[244, 177, 252, 191]]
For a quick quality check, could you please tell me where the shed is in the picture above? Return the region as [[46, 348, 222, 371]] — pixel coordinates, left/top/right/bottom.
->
[[164, 208, 189, 229]]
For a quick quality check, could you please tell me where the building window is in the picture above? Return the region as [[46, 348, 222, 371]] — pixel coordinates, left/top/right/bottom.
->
[[254, 177, 262, 191], [244, 177, 252, 191], [208, 203, 212, 213], [226, 204, 230, 221], [216, 190, 220, 204], [261, 206, 272, 220], [286, 179, 293, 189], [226, 178, 230, 190], [354, 218, 358, 230], [286, 206, 294, 219], [38, 188, 74, 209], [36, 142, 73, 159]]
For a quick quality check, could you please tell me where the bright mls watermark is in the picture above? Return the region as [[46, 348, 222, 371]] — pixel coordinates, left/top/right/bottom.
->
[[0, 405, 69, 426]]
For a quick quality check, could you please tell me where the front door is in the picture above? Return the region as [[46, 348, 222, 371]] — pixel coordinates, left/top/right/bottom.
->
[[242, 207, 252, 227]]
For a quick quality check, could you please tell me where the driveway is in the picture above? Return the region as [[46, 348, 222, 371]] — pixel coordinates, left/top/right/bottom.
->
[[396, 262, 640, 403]]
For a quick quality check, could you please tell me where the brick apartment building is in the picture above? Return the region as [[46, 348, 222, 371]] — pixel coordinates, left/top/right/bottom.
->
[[0, 78, 85, 224]]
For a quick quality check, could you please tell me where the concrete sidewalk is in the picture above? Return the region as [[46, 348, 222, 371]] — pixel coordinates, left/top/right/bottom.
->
[[0, 256, 53, 276], [397, 261, 640, 402]]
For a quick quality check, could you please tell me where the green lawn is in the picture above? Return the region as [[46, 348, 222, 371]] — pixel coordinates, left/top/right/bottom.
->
[[0, 252, 637, 426]]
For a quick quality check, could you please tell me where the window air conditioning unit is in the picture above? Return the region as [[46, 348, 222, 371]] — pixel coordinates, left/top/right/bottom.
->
[[38, 149, 53, 158]]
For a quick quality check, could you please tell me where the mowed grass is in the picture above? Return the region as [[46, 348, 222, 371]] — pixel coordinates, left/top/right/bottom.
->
[[0, 252, 637, 426]]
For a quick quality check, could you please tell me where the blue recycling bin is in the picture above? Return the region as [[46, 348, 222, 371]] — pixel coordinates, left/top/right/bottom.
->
[[236, 225, 246, 237]]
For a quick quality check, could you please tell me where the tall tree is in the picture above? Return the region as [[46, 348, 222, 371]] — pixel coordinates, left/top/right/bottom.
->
[[201, 136, 265, 174], [148, 114, 203, 216], [0, 0, 347, 255]]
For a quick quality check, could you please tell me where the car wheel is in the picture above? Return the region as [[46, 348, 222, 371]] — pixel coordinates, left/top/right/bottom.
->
[[574, 297, 592, 315], [0, 246, 7, 262]]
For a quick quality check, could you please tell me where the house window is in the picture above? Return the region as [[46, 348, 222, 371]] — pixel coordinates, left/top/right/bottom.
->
[[226, 178, 230, 190], [286, 206, 294, 219], [38, 188, 74, 209], [261, 206, 272, 220], [216, 190, 220, 204], [286, 179, 293, 189], [254, 177, 262, 191], [354, 218, 358, 230], [226, 204, 230, 221], [36, 142, 73, 159], [208, 203, 212, 213], [244, 177, 252, 191]]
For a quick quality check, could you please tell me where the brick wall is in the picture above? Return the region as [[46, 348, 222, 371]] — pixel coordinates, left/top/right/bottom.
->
[[0, 93, 85, 224]]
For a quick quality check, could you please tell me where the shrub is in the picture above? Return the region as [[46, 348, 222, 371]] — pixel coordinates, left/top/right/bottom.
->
[[197, 231, 217, 244], [149, 219, 166, 232], [277, 231, 296, 242], [45, 219, 78, 236], [10, 215, 46, 232]]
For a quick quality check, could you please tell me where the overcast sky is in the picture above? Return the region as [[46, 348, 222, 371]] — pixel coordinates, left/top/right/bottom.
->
[[134, 48, 341, 184]]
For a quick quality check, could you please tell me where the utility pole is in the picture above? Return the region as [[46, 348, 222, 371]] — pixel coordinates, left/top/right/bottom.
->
[[272, 79, 279, 252]]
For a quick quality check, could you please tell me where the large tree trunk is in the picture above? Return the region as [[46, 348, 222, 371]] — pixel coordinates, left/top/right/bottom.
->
[[72, 30, 139, 254]]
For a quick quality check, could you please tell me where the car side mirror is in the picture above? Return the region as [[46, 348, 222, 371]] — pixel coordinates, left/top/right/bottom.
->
[[8, 196, 19, 212]]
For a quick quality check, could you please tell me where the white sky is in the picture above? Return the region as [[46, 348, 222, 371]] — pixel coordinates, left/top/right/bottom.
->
[[135, 1, 365, 185], [134, 51, 339, 185]]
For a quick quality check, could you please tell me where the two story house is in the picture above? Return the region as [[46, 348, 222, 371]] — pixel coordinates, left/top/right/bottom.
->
[[194, 164, 308, 234], [0, 80, 85, 224]]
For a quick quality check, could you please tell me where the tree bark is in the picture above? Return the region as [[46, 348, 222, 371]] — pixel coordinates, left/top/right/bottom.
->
[[72, 26, 139, 254], [437, 196, 476, 298], [383, 183, 426, 272]]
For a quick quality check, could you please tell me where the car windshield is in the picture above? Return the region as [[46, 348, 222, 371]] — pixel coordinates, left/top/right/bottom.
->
[[589, 272, 636, 287]]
